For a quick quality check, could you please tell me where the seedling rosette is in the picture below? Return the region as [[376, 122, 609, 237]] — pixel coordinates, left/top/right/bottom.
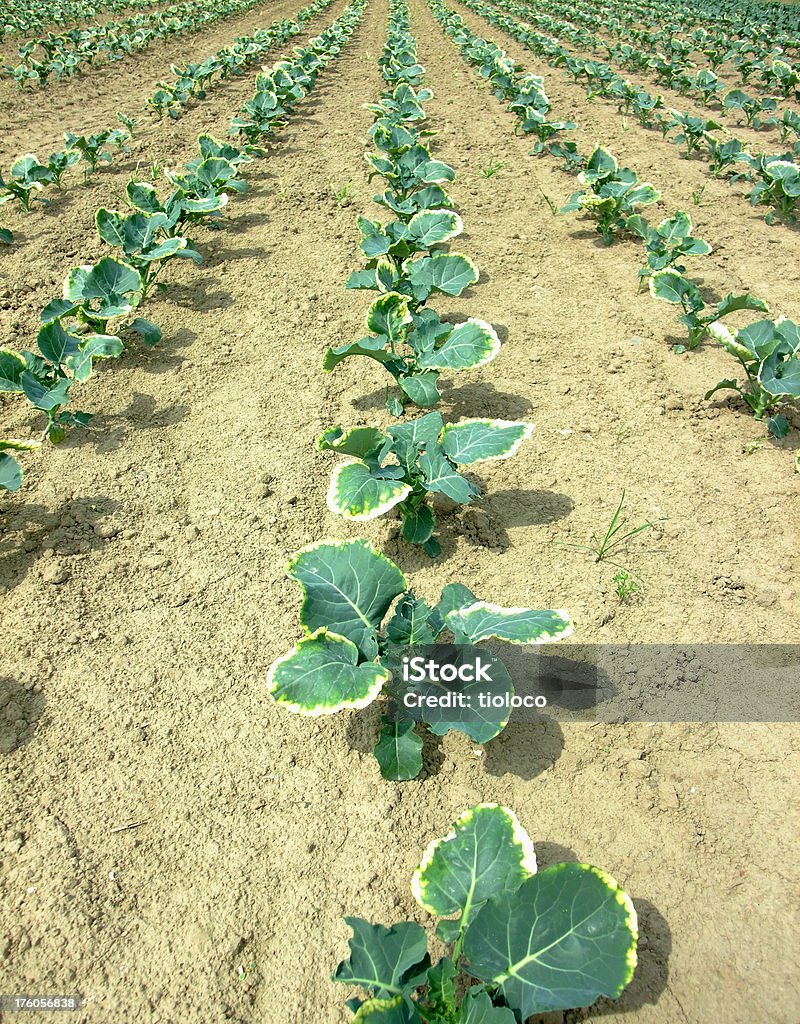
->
[[334, 803, 638, 1019], [707, 317, 800, 436], [319, 411, 533, 556], [324, 292, 499, 413], [649, 269, 769, 352], [561, 146, 660, 244], [266, 539, 572, 779], [627, 211, 712, 282]]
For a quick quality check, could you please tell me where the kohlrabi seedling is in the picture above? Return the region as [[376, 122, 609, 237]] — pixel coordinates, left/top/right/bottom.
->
[[318, 412, 532, 556], [95, 207, 201, 298], [0, 153, 53, 211], [649, 269, 769, 352], [627, 211, 712, 282], [266, 539, 572, 779], [324, 292, 499, 413], [561, 146, 660, 244], [334, 803, 638, 1020], [706, 317, 800, 435]]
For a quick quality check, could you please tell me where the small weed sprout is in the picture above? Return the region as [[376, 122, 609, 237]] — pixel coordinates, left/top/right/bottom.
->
[[480, 155, 505, 178]]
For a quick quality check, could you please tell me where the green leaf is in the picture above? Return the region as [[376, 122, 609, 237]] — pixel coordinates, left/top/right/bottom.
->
[[40, 298, 78, 324], [460, 989, 517, 1024], [399, 372, 441, 407], [463, 863, 638, 1017], [37, 320, 81, 366], [129, 317, 162, 346], [373, 719, 423, 780], [127, 181, 163, 214], [327, 459, 411, 521], [412, 804, 536, 929], [368, 292, 412, 344], [648, 269, 703, 310], [445, 603, 574, 645], [286, 539, 407, 659], [0, 349, 29, 393], [767, 414, 790, 438], [401, 503, 436, 546], [418, 449, 478, 504], [333, 918, 429, 999], [0, 452, 23, 491], [406, 253, 478, 302], [318, 425, 387, 460], [759, 350, 800, 398], [323, 338, 398, 372], [385, 593, 441, 646], [351, 996, 418, 1023], [426, 959, 457, 1018], [66, 334, 124, 382], [440, 419, 533, 464], [0, 228, 12, 246], [20, 372, 71, 411], [715, 293, 769, 318], [267, 628, 388, 715], [407, 209, 463, 247], [418, 319, 501, 371], [66, 257, 142, 319]]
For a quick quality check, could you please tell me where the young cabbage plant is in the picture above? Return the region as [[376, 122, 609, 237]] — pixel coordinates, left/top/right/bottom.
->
[[649, 269, 769, 352], [334, 803, 638, 1021], [723, 90, 779, 129], [95, 207, 201, 298], [627, 211, 712, 282], [561, 146, 660, 244], [46, 147, 81, 188], [748, 157, 800, 225], [266, 538, 573, 780], [318, 412, 532, 557], [0, 323, 123, 443], [0, 153, 53, 211], [707, 138, 751, 178], [63, 128, 129, 176], [0, 438, 41, 492], [665, 110, 722, 158], [41, 255, 160, 347], [324, 292, 498, 413], [707, 317, 800, 436]]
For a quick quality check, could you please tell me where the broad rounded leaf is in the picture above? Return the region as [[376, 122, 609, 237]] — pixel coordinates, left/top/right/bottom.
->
[[411, 804, 536, 925], [461, 989, 516, 1024], [398, 372, 441, 407], [286, 539, 406, 659], [445, 603, 574, 645], [648, 269, 697, 305], [441, 420, 533, 464], [333, 918, 429, 998], [463, 863, 638, 1017], [351, 996, 415, 1023], [407, 253, 478, 302], [418, 450, 477, 504], [0, 349, 27, 393], [407, 208, 463, 247], [0, 453, 23, 492], [318, 425, 386, 459], [373, 720, 423, 781], [367, 292, 412, 343], [267, 628, 388, 715], [328, 459, 411, 521], [418, 319, 501, 371]]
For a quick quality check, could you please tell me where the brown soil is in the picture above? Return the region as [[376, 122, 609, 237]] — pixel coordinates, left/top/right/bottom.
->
[[1, 0, 798, 1021]]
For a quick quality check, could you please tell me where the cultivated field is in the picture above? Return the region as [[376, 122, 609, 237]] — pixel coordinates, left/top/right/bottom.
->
[[0, 0, 798, 1021]]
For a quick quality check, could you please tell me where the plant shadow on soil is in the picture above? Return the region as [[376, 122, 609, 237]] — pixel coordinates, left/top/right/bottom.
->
[[0, 676, 45, 754], [71, 390, 190, 453], [350, 381, 531, 420], [0, 494, 119, 591]]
